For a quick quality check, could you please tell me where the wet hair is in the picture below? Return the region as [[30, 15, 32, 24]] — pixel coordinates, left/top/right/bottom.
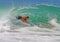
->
[[16, 16, 22, 19], [26, 16, 29, 18]]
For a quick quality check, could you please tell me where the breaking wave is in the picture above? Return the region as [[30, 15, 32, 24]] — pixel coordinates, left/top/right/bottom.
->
[[0, 5, 60, 32]]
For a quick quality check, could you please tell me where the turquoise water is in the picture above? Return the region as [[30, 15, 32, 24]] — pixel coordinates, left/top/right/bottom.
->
[[0, 5, 60, 28]]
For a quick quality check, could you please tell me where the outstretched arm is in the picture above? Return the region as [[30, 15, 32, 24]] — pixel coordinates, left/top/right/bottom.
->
[[16, 16, 22, 19]]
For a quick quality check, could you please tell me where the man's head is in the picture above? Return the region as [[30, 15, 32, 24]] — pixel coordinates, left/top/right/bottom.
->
[[26, 16, 29, 18]]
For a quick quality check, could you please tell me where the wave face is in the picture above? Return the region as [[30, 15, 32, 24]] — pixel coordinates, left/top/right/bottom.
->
[[0, 5, 60, 29], [10, 5, 60, 28]]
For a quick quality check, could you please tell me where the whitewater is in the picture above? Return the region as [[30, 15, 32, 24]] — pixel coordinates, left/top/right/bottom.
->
[[0, 5, 60, 42]]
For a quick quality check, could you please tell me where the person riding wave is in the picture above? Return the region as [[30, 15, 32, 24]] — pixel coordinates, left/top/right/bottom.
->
[[16, 16, 29, 23]]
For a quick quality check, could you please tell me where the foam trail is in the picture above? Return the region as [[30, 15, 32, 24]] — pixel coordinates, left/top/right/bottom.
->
[[49, 18, 60, 27], [0, 7, 15, 32]]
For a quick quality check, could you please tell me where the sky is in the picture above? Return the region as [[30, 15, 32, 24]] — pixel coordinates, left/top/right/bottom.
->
[[0, 0, 60, 7]]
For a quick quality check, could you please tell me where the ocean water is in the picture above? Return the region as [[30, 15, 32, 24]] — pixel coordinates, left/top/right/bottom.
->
[[0, 5, 60, 42], [10, 5, 60, 28]]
